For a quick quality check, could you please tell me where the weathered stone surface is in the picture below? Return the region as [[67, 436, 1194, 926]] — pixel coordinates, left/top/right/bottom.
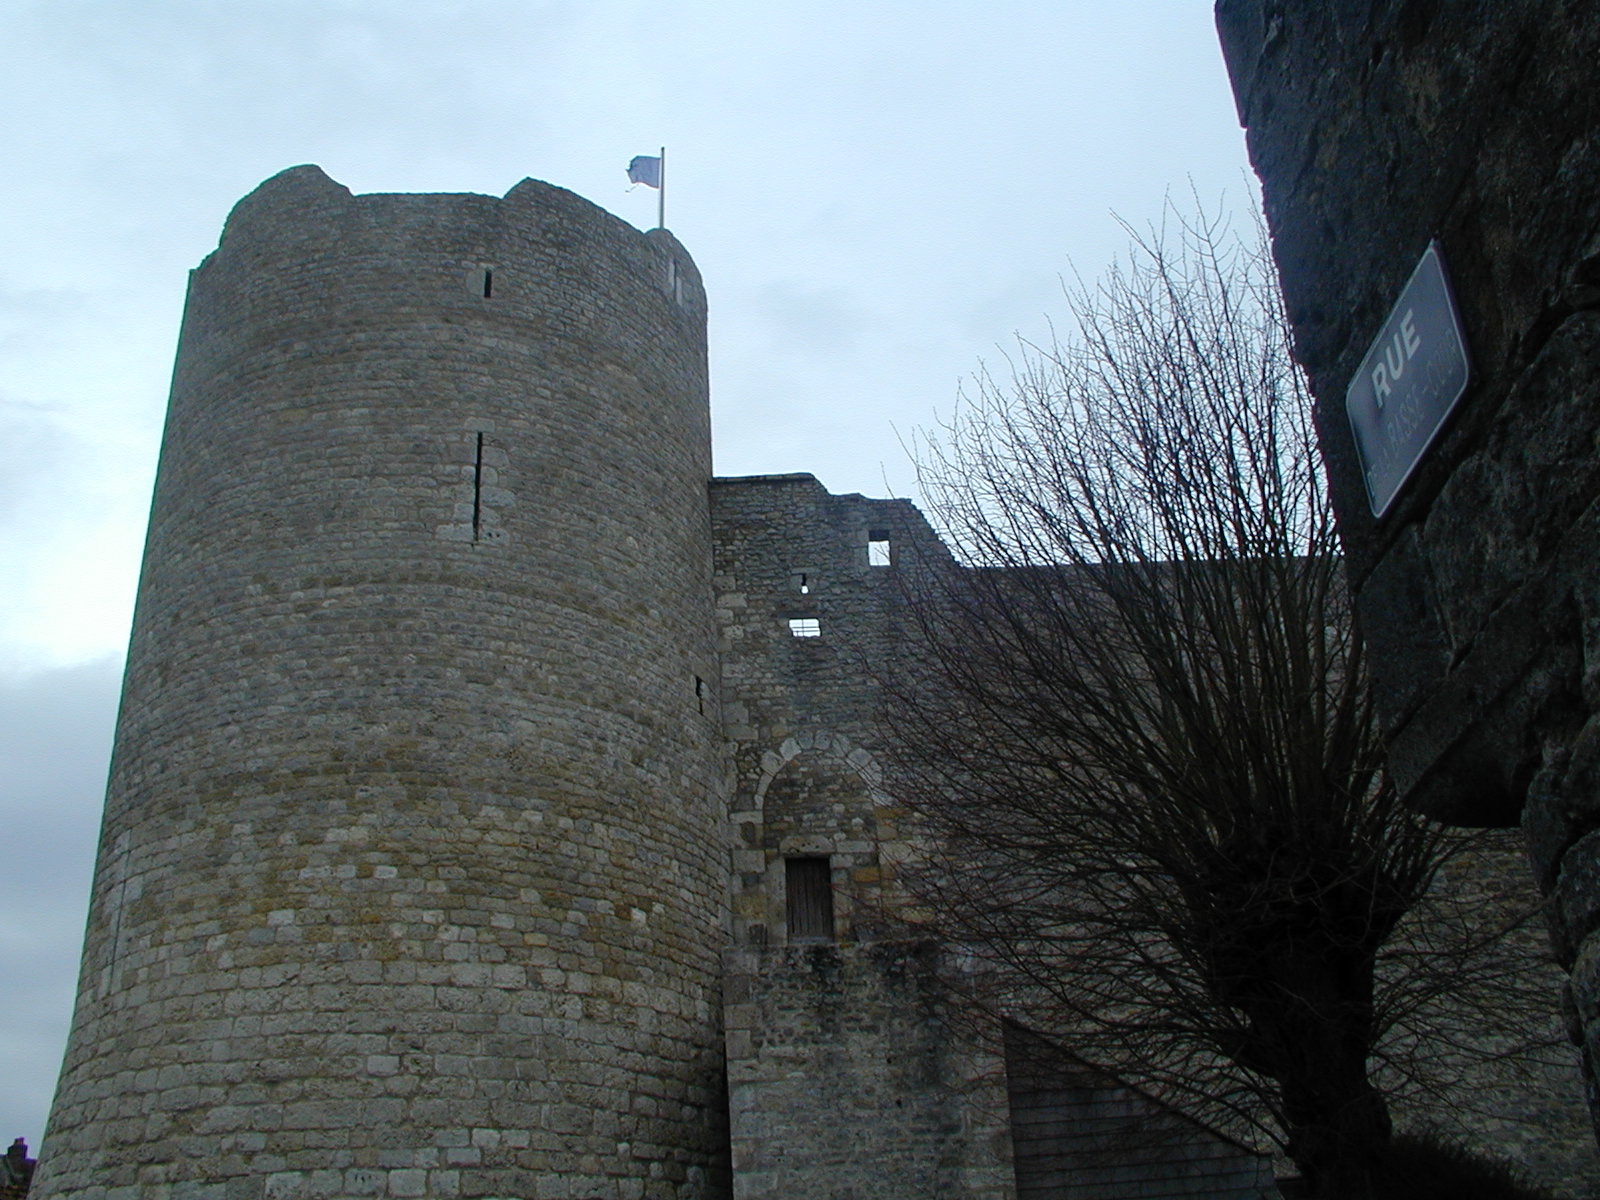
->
[[722, 941, 1013, 1200], [709, 475, 948, 951], [709, 476, 1016, 1197], [1217, 0, 1600, 1159], [38, 154, 1599, 1199], [1525, 714, 1600, 894], [1355, 525, 1451, 730], [1216, 0, 1600, 717], [35, 167, 728, 1200]]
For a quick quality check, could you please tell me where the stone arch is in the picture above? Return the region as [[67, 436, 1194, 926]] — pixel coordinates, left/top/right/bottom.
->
[[751, 728, 887, 811], [731, 729, 902, 947]]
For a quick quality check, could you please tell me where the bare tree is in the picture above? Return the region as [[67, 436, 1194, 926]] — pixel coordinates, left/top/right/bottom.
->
[[885, 206, 1555, 1199]]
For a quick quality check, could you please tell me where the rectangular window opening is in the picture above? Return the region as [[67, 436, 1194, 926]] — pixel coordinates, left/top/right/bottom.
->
[[786, 857, 834, 943], [788, 618, 821, 638], [482, 268, 494, 298], [868, 530, 892, 567], [694, 675, 705, 715]]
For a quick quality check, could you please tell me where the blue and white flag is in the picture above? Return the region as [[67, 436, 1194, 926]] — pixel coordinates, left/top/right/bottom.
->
[[627, 155, 662, 188]]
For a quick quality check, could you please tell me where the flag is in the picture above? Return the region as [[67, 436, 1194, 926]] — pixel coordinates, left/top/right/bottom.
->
[[627, 155, 662, 188]]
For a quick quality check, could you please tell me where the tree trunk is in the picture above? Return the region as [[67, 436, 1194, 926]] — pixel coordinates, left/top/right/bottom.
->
[[1257, 953, 1394, 1199], [1281, 1057, 1393, 1198]]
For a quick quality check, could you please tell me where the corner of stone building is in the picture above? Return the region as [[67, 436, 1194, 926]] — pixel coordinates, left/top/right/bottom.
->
[[1218, 0, 1600, 1171]]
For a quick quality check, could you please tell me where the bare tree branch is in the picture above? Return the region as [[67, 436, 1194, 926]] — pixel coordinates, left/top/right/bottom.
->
[[882, 202, 1559, 1200]]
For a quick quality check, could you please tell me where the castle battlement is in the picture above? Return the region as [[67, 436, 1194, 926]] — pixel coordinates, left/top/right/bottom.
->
[[35, 169, 1583, 1200]]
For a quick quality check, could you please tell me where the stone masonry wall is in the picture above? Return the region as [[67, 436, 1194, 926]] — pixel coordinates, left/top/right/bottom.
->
[[1216, 0, 1600, 1156], [1381, 832, 1600, 1191], [723, 941, 1014, 1200], [37, 167, 729, 1200], [708, 476, 1295, 1198], [709, 475, 1015, 1199], [710, 474, 947, 952]]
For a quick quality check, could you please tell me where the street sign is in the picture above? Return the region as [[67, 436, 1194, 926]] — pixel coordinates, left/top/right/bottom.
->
[[1345, 241, 1472, 517]]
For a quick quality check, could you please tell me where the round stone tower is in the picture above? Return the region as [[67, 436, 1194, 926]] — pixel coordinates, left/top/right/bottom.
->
[[36, 166, 729, 1200]]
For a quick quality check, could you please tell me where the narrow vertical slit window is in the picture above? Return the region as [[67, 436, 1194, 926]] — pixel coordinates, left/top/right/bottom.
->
[[868, 530, 892, 567], [786, 857, 834, 943], [472, 432, 485, 542], [482, 269, 494, 298], [694, 675, 705, 715]]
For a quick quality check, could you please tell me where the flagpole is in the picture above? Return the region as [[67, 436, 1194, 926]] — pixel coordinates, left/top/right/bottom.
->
[[658, 145, 666, 230]]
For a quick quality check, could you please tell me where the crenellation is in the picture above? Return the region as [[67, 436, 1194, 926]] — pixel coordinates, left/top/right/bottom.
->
[[27, 162, 1586, 1200]]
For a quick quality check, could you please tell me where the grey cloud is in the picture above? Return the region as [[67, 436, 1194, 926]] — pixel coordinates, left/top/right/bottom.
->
[[0, 657, 121, 1145]]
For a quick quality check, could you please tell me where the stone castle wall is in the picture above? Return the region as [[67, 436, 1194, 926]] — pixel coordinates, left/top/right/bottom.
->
[[33, 152, 1600, 1198], [36, 167, 729, 1200], [708, 475, 1016, 1199], [707, 476, 1282, 1199], [723, 941, 1014, 1200], [709, 475, 943, 948], [1215, 0, 1600, 1155], [1383, 832, 1598, 1191]]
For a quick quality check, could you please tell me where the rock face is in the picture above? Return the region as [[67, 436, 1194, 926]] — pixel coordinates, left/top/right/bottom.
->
[[1216, 0, 1600, 1144], [34, 166, 729, 1200]]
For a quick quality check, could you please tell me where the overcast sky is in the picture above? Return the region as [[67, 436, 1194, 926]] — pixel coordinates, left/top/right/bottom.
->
[[0, 0, 1253, 1145]]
